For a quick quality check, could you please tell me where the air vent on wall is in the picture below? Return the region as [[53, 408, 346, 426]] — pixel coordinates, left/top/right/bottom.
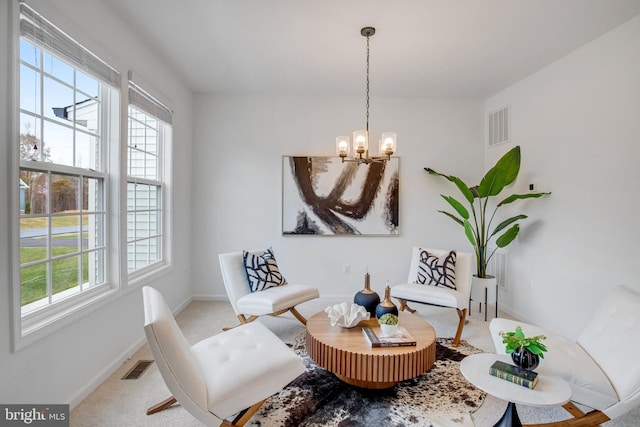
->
[[488, 104, 510, 146], [487, 249, 508, 290]]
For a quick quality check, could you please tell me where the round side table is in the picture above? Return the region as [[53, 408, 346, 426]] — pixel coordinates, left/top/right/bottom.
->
[[460, 353, 571, 427]]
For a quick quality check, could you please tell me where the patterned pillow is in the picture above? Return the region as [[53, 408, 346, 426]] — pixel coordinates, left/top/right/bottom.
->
[[415, 249, 457, 289], [243, 248, 288, 292]]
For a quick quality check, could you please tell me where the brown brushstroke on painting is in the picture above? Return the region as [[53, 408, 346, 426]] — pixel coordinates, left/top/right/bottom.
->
[[290, 157, 387, 234]]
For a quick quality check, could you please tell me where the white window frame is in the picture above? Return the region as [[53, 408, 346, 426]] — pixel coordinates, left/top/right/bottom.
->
[[126, 80, 172, 283], [10, 1, 122, 350]]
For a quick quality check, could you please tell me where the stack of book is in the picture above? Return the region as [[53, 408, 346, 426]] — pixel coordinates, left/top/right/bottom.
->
[[489, 360, 539, 389], [362, 326, 417, 347]]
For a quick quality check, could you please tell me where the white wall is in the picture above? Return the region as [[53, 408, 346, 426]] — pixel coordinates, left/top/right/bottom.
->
[[0, 0, 193, 406], [191, 94, 484, 298], [485, 15, 640, 337]]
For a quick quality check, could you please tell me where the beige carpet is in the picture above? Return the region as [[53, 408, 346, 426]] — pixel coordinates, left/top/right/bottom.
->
[[70, 297, 640, 426]]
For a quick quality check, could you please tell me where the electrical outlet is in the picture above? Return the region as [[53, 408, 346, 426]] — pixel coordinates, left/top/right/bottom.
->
[[343, 264, 350, 274]]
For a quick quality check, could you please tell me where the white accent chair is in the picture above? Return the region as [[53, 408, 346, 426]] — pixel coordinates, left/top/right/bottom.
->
[[142, 286, 304, 426], [490, 286, 640, 426], [219, 251, 319, 329], [390, 247, 473, 347]]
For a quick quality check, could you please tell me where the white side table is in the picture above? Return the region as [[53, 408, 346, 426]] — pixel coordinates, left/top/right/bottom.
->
[[460, 353, 571, 427]]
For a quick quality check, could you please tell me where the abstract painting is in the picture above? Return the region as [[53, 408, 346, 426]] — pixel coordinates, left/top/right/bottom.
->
[[282, 156, 399, 236]]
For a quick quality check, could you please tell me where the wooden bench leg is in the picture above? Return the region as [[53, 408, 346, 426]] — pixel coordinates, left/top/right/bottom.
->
[[289, 307, 308, 325], [223, 314, 258, 331], [221, 399, 267, 426], [453, 308, 467, 347], [398, 299, 416, 313], [146, 396, 177, 415]]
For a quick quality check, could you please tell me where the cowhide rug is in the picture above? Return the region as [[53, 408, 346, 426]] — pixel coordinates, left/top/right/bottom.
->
[[247, 334, 486, 427]]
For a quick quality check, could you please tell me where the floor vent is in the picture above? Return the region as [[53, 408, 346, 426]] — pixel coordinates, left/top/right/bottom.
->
[[487, 250, 509, 290], [122, 360, 154, 380], [488, 104, 510, 146]]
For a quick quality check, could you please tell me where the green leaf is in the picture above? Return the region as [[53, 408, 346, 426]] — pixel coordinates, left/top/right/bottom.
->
[[515, 326, 525, 339], [463, 220, 476, 246], [491, 215, 527, 237], [425, 168, 474, 204], [477, 146, 521, 197], [499, 192, 551, 206], [441, 195, 469, 220], [438, 210, 464, 227], [495, 224, 520, 247]]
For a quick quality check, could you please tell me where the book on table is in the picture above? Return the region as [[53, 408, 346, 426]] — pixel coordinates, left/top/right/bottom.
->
[[362, 326, 417, 347], [489, 360, 539, 389]]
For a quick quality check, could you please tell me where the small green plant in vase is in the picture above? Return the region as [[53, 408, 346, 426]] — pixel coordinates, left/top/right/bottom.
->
[[499, 326, 548, 370], [378, 313, 399, 337]]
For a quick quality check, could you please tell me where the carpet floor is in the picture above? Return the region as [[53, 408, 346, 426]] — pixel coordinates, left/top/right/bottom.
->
[[70, 297, 640, 426]]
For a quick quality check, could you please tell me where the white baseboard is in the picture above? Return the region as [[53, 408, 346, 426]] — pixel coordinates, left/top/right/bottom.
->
[[68, 294, 194, 410], [67, 335, 147, 409]]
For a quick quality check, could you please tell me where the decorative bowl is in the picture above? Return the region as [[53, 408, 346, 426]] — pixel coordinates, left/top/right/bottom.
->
[[325, 302, 370, 328]]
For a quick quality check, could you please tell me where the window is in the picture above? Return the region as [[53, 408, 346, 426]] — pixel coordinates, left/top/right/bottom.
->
[[17, 4, 119, 327], [126, 82, 171, 275]]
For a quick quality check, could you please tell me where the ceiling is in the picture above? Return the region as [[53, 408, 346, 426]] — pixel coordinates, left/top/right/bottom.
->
[[104, 0, 640, 98]]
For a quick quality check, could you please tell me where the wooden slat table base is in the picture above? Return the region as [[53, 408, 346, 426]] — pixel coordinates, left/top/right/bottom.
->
[[306, 311, 437, 389]]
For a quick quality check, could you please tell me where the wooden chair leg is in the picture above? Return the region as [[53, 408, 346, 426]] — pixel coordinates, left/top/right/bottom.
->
[[289, 307, 308, 325], [524, 409, 609, 427], [223, 315, 258, 331], [221, 399, 267, 426], [453, 308, 467, 347], [146, 396, 177, 415], [398, 299, 417, 313]]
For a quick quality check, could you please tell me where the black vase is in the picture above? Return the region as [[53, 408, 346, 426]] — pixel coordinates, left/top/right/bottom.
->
[[375, 286, 399, 320], [354, 273, 380, 317], [511, 347, 540, 370]]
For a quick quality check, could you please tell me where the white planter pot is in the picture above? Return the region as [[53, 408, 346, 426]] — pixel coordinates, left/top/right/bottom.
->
[[470, 275, 497, 321]]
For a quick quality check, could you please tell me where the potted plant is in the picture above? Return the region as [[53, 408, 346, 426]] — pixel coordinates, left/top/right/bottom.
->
[[378, 313, 399, 337], [499, 325, 548, 370], [425, 146, 550, 279]]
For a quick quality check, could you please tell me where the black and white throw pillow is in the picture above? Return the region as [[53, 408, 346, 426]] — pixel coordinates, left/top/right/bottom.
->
[[415, 249, 457, 289], [243, 248, 288, 292]]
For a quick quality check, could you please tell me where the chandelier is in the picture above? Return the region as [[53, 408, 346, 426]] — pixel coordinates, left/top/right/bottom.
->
[[336, 27, 396, 164]]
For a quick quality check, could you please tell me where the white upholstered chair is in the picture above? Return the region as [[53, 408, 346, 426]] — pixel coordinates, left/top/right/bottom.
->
[[142, 286, 304, 426], [390, 247, 473, 347], [490, 286, 640, 426], [219, 251, 319, 329]]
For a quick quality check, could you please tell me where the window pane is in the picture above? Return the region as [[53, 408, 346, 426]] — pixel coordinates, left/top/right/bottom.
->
[[83, 214, 104, 249], [136, 184, 150, 209], [43, 52, 73, 84], [20, 39, 40, 67], [146, 128, 157, 154], [149, 185, 159, 209], [83, 250, 104, 288], [75, 131, 94, 169], [127, 212, 135, 241], [83, 177, 103, 212], [19, 169, 48, 214], [51, 174, 79, 213], [51, 255, 80, 299], [44, 76, 74, 124], [51, 215, 80, 252], [145, 155, 158, 180], [20, 218, 49, 263], [136, 212, 149, 238], [43, 121, 74, 166], [20, 64, 41, 115], [127, 182, 135, 210], [148, 237, 160, 263], [76, 71, 99, 98], [127, 243, 136, 273], [21, 263, 48, 306], [19, 114, 42, 161], [74, 96, 99, 133]]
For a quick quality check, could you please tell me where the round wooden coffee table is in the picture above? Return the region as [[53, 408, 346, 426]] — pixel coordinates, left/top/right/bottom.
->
[[306, 311, 436, 389]]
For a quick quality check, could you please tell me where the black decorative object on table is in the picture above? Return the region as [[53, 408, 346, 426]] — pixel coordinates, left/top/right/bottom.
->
[[375, 285, 399, 319], [354, 272, 380, 316], [510, 347, 540, 371]]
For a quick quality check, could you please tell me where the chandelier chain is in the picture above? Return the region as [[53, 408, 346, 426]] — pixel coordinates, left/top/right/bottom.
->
[[365, 33, 370, 134]]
